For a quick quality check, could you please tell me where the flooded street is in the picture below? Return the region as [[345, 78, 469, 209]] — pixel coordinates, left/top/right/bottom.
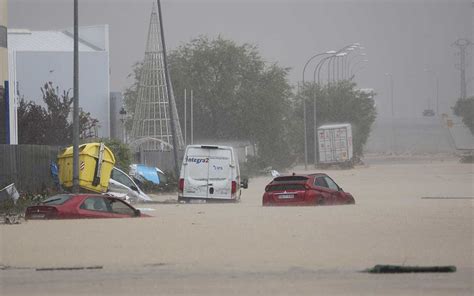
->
[[1, 157, 473, 295]]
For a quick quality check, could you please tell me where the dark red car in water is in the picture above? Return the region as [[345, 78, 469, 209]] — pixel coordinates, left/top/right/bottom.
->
[[262, 174, 355, 206], [25, 194, 148, 219]]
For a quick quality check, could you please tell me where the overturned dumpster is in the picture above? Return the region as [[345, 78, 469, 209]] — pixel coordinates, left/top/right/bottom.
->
[[57, 143, 115, 193]]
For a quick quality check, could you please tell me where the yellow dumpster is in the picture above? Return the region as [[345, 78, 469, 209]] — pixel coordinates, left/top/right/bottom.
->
[[58, 143, 116, 193]]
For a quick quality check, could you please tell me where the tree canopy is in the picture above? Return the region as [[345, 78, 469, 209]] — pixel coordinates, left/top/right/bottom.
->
[[18, 82, 99, 145], [124, 36, 377, 169], [453, 96, 474, 135], [296, 81, 377, 162], [125, 36, 294, 169]]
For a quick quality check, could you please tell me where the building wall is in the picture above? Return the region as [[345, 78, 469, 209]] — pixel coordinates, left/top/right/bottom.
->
[[13, 51, 110, 137], [110, 91, 124, 141], [0, 0, 7, 84]]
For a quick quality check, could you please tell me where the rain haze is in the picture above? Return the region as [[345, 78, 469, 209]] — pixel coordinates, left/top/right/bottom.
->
[[1, 1, 473, 295], [8, 0, 473, 117]]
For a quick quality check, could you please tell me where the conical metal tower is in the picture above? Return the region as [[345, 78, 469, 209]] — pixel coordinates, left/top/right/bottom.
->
[[131, 2, 184, 151]]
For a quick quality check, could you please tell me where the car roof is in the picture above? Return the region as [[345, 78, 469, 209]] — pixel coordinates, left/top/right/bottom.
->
[[273, 173, 327, 180]]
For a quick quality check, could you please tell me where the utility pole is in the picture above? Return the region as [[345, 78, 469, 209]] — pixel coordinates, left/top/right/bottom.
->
[[453, 38, 472, 100], [157, 0, 180, 177], [184, 88, 187, 146], [190, 89, 194, 145], [72, 0, 80, 193]]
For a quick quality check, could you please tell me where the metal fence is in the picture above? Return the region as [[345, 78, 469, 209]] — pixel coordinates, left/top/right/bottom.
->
[[135, 149, 185, 173], [0, 144, 60, 192]]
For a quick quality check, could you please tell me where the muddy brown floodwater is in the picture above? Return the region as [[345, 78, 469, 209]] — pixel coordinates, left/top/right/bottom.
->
[[1, 157, 473, 295]]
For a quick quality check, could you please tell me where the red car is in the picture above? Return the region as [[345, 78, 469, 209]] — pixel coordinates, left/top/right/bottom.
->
[[25, 194, 148, 219], [262, 174, 355, 206]]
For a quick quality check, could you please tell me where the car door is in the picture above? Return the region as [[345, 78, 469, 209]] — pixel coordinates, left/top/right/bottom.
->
[[323, 176, 344, 204], [313, 176, 334, 205], [107, 197, 138, 217]]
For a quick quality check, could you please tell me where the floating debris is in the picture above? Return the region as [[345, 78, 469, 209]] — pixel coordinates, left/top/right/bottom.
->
[[365, 264, 456, 273], [36, 266, 103, 271]]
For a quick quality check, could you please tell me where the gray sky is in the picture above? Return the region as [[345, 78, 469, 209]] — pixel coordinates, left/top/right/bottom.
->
[[8, 0, 473, 119]]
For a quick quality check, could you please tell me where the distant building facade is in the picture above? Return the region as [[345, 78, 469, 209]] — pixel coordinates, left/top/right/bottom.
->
[[0, 0, 8, 144], [7, 25, 111, 141], [110, 91, 126, 142]]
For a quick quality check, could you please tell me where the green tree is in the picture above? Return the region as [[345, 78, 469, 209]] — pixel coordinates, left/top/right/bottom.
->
[[296, 80, 377, 162], [453, 96, 474, 135], [124, 36, 294, 169], [17, 82, 99, 145], [102, 138, 132, 170]]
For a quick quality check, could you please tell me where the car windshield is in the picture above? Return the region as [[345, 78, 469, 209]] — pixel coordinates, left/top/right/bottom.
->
[[42, 194, 73, 205]]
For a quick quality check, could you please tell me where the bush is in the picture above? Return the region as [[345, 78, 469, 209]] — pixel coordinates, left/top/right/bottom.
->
[[453, 96, 474, 135]]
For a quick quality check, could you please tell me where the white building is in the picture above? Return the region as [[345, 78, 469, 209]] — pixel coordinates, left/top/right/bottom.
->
[[7, 25, 110, 142]]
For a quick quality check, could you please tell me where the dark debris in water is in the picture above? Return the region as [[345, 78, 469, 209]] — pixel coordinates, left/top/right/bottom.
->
[[364, 264, 456, 274]]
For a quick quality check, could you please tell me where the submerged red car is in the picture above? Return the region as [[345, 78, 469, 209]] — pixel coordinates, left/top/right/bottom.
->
[[25, 194, 148, 219], [262, 174, 355, 206]]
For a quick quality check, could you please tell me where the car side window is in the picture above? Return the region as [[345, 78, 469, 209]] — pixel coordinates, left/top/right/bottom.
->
[[109, 199, 135, 216], [324, 176, 340, 191], [111, 168, 135, 188], [80, 197, 110, 212], [314, 176, 328, 188]]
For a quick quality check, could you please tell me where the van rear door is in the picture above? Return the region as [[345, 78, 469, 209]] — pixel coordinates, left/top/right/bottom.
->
[[183, 147, 210, 199], [207, 148, 232, 200]]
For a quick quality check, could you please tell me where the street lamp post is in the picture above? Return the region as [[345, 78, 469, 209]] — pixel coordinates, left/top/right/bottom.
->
[[302, 51, 334, 170], [424, 69, 439, 115], [72, 0, 80, 193], [347, 53, 366, 78], [119, 106, 127, 143], [385, 73, 394, 117], [350, 59, 368, 78]]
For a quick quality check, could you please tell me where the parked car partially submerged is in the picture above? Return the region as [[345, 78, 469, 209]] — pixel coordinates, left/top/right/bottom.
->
[[109, 167, 151, 203], [262, 174, 355, 206], [25, 194, 149, 219]]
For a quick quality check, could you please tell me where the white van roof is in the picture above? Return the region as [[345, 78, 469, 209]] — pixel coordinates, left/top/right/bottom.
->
[[186, 144, 233, 150]]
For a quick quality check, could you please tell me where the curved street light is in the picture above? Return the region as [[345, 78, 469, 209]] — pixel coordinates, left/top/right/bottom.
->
[[385, 72, 394, 117], [301, 51, 336, 169], [350, 59, 368, 78], [347, 53, 366, 78], [424, 68, 439, 116]]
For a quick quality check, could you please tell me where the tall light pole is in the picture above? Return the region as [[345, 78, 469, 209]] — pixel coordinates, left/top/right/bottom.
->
[[190, 89, 194, 145], [72, 0, 80, 193], [350, 59, 368, 78], [302, 51, 333, 169], [183, 88, 187, 145], [385, 73, 394, 117], [385, 72, 395, 153], [332, 52, 347, 82], [424, 68, 439, 115], [157, 0, 180, 177], [347, 53, 366, 78]]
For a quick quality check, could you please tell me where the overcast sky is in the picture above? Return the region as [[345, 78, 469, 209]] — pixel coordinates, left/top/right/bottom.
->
[[8, 0, 474, 118]]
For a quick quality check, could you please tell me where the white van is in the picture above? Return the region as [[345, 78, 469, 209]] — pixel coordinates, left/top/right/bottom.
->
[[178, 145, 247, 203]]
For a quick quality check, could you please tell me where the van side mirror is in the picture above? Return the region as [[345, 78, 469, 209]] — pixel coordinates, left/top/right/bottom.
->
[[241, 178, 248, 189]]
